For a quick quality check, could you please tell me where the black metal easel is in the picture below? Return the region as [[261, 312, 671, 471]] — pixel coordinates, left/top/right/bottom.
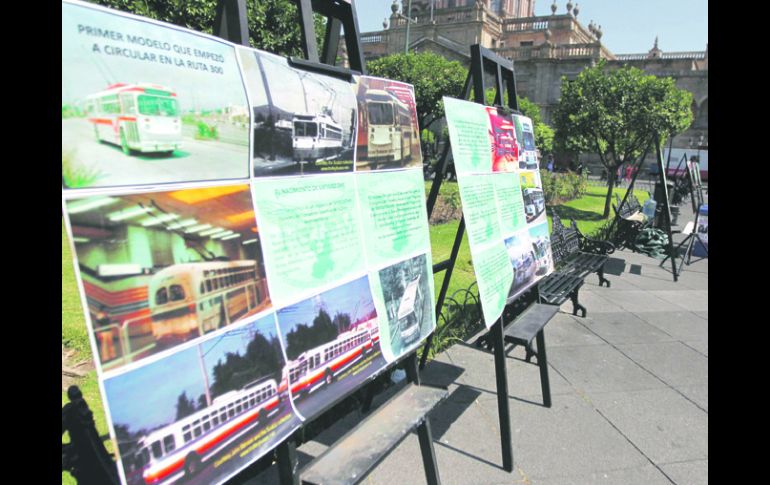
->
[[213, 2, 441, 484], [660, 153, 707, 276], [653, 134, 680, 281], [215, 0, 367, 77], [417, 44, 519, 473]]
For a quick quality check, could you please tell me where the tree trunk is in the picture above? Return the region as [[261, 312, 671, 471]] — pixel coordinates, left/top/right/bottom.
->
[[603, 171, 616, 218]]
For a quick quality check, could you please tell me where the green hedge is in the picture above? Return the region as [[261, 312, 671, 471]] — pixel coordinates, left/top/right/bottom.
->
[[540, 169, 588, 205]]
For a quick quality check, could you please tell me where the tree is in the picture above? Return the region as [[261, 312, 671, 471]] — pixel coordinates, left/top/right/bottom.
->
[[284, 308, 339, 360], [517, 96, 554, 156], [332, 311, 352, 333], [208, 332, 284, 399], [175, 391, 199, 420], [87, 0, 325, 57], [367, 52, 467, 132], [552, 61, 693, 217]]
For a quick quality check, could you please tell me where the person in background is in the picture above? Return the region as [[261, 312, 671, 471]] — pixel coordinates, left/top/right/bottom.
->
[[546, 155, 554, 172]]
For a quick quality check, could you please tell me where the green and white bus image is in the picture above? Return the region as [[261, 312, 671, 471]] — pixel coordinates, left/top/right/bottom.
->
[[84, 82, 183, 156]]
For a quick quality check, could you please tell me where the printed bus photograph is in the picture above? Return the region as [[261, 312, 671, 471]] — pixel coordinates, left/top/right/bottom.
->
[[103, 314, 299, 485], [528, 221, 554, 277], [513, 114, 538, 170], [486, 107, 519, 172], [504, 230, 538, 300], [520, 170, 546, 224], [62, 1, 250, 189], [275, 276, 386, 419], [238, 49, 358, 176], [377, 254, 434, 358], [64, 184, 270, 372], [354, 77, 422, 171]]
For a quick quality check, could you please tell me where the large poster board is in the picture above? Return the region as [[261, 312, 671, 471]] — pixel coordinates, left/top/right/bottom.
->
[[61, 2, 434, 484], [443, 97, 554, 328]]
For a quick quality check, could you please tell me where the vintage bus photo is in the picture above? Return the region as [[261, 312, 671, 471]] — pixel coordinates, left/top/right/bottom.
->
[[514, 115, 538, 169], [287, 323, 377, 400], [148, 260, 268, 344], [522, 188, 546, 222], [65, 185, 271, 371], [276, 276, 387, 418], [132, 377, 284, 484], [355, 78, 421, 171], [396, 276, 423, 346], [486, 107, 519, 172], [377, 254, 433, 358], [292, 112, 344, 162], [84, 83, 183, 157], [103, 314, 297, 485]]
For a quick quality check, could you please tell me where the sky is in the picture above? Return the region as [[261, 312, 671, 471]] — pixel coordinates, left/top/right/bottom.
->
[[276, 275, 376, 337], [355, 0, 708, 54], [104, 314, 279, 432]]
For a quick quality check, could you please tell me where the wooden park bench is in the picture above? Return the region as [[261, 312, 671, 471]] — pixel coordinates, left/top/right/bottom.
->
[[611, 192, 651, 250]]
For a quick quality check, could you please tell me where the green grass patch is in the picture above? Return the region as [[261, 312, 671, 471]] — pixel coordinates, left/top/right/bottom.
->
[[62, 150, 103, 189], [548, 184, 650, 237], [62, 221, 92, 360], [63, 221, 111, 484]]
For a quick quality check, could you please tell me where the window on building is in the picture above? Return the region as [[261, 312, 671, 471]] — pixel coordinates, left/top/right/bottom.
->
[[520, 41, 534, 47]]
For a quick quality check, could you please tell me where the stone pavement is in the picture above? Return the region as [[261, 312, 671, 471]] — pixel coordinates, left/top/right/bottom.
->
[[247, 204, 707, 485]]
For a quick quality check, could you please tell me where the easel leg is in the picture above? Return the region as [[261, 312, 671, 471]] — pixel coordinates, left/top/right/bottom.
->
[[277, 438, 299, 485], [491, 319, 514, 472], [417, 418, 441, 485], [535, 329, 551, 408], [407, 350, 442, 484]]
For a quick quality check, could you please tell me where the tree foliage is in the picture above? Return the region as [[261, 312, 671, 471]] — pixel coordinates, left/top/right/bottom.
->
[[367, 52, 467, 131], [285, 308, 340, 360], [552, 60, 693, 216], [87, 0, 325, 57], [175, 391, 199, 421], [209, 332, 284, 399], [517, 96, 554, 156]]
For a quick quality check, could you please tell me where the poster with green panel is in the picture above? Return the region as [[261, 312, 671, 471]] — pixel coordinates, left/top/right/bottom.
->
[[61, 1, 435, 484], [443, 97, 555, 328]]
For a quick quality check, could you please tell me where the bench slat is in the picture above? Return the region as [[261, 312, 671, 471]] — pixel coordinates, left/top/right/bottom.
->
[[504, 303, 559, 345], [301, 383, 448, 485], [538, 272, 583, 304]]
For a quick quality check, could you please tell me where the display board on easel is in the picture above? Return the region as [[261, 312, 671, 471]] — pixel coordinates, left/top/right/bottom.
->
[[61, 1, 435, 483]]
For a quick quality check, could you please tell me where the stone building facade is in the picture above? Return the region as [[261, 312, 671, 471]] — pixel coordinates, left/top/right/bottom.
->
[[350, 0, 708, 164]]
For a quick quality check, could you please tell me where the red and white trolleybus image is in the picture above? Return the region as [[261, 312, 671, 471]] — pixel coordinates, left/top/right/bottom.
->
[[84, 83, 183, 157], [133, 377, 283, 484], [287, 323, 378, 400], [103, 314, 300, 485], [276, 275, 387, 419]]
